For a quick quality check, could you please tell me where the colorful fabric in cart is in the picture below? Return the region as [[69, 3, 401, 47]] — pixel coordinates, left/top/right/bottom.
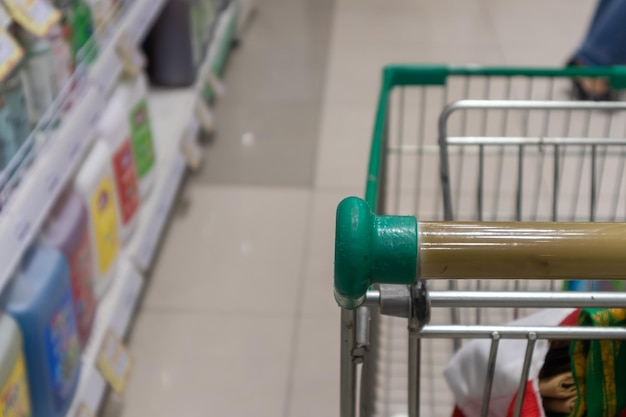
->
[[446, 308, 626, 417], [571, 309, 626, 417]]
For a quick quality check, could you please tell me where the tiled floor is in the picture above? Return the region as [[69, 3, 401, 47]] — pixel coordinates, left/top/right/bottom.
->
[[195, 0, 334, 187], [106, 0, 598, 416]]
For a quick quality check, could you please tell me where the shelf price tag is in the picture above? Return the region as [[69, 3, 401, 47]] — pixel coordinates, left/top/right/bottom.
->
[[74, 403, 95, 417], [3, 0, 60, 37], [0, 25, 23, 82], [97, 329, 133, 394], [180, 119, 202, 170], [205, 71, 225, 99], [195, 97, 214, 135], [115, 30, 145, 78]]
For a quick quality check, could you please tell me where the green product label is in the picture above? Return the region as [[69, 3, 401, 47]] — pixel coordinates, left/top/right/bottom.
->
[[129, 99, 155, 178], [71, 2, 97, 64], [190, 4, 203, 66]]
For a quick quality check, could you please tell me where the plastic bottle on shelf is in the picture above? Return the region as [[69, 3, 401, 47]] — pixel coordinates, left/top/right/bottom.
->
[[142, 0, 203, 87], [52, 0, 76, 67], [47, 24, 73, 97], [4, 246, 81, 417], [97, 88, 140, 242], [74, 141, 120, 298], [0, 65, 31, 171], [40, 191, 97, 348], [74, 0, 98, 63], [0, 314, 31, 417], [217, 0, 231, 12], [17, 30, 58, 126], [54, 0, 98, 65], [118, 73, 156, 198]]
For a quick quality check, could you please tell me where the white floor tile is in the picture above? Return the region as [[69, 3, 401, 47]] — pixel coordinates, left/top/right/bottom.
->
[[323, 41, 504, 107], [144, 185, 311, 314], [286, 318, 340, 417], [314, 103, 376, 189], [113, 312, 293, 417], [484, 0, 595, 51], [334, 4, 496, 47]]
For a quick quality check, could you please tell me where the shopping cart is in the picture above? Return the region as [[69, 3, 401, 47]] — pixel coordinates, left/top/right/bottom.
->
[[334, 64, 626, 417]]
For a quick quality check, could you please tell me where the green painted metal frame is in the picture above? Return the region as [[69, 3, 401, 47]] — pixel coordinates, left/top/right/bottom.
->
[[366, 64, 626, 210], [335, 63, 626, 309]]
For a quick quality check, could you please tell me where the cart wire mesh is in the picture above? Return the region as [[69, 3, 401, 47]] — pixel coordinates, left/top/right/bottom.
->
[[361, 64, 626, 417]]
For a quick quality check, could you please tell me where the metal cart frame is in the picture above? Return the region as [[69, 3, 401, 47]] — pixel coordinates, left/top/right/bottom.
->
[[335, 64, 626, 417]]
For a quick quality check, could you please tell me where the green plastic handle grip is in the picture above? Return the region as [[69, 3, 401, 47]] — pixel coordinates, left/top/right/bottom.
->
[[334, 197, 418, 309]]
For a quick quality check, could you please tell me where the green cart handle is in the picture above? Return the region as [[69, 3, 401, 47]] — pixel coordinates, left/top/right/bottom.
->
[[335, 197, 626, 309], [334, 197, 417, 309]]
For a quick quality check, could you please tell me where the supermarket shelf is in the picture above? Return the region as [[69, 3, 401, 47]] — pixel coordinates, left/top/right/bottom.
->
[[89, 0, 165, 97], [125, 102, 190, 271], [127, 1, 240, 271], [67, 258, 144, 416], [0, 0, 166, 295], [200, 0, 240, 101], [62, 4, 241, 415]]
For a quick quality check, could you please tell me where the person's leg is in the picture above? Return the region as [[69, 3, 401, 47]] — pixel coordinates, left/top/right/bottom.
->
[[583, 0, 614, 40], [575, 0, 626, 65]]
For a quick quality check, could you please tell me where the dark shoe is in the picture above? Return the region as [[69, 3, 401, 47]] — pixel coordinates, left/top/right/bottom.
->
[[571, 78, 617, 101], [567, 58, 618, 101]]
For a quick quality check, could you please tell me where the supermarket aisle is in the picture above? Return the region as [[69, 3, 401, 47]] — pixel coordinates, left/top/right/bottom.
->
[[107, 0, 595, 416], [195, 0, 334, 186], [106, 0, 337, 416]]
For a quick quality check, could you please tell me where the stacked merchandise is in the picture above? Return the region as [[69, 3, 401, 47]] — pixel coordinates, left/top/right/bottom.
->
[[0, 2, 159, 414], [143, 0, 226, 87], [0, 0, 235, 414], [0, 0, 99, 172], [0, 65, 157, 416]]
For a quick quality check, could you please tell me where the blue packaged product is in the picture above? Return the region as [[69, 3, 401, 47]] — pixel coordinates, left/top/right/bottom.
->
[[4, 246, 81, 417]]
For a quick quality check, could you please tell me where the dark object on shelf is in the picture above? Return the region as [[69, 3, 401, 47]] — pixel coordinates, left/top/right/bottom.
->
[[142, 0, 203, 87], [216, 0, 230, 12]]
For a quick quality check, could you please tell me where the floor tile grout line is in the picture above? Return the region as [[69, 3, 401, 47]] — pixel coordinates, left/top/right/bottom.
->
[[281, 189, 317, 417]]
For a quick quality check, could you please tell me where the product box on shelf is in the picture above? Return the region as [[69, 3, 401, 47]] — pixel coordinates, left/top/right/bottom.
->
[[97, 86, 141, 243], [74, 140, 120, 299], [119, 72, 156, 198], [40, 191, 97, 348], [143, 0, 212, 87]]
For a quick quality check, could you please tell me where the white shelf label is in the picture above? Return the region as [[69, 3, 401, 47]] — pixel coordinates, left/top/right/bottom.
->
[[75, 403, 95, 417], [205, 72, 225, 98], [195, 98, 214, 134], [180, 121, 202, 170], [97, 329, 132, 394], [116, 30, 145, 77]]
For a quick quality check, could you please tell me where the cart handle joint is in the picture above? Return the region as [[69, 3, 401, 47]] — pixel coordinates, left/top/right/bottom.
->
[[334, 197, 417, 309]]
